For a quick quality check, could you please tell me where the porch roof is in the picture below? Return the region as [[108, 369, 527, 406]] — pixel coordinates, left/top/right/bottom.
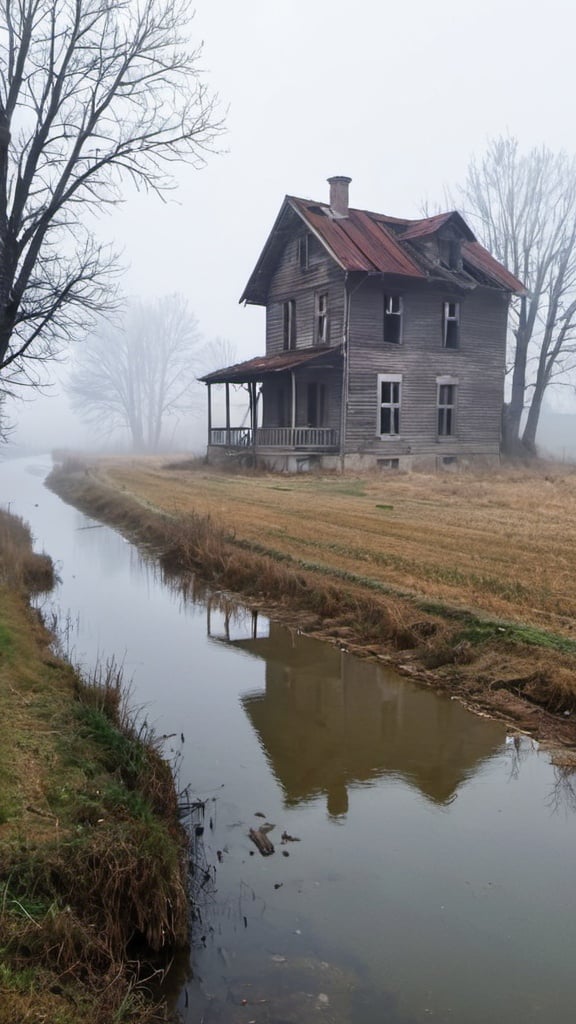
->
[[199, 344, 343, 385]]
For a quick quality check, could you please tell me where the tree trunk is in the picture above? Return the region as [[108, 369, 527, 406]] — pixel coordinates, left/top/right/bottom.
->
[[522, 380, 546, 454], [502, 298, 530, 456]]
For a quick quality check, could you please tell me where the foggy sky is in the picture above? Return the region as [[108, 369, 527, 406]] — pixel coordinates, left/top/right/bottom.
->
[[9, 0, 576, 450]]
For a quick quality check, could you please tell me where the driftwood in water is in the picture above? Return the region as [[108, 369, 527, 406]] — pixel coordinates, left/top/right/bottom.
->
[[249, 827, 275, 856]]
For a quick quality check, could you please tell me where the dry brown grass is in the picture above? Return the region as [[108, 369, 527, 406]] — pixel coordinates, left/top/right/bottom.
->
[[92, 456, 576, 635], [0, 508, 55, 593]]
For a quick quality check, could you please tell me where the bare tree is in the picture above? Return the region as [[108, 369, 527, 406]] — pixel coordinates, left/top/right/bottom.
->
[[458, 136, 576, 455], [68, 294, 201, 451], [199, 335, 237, 375], [0, 0, 222, 387]]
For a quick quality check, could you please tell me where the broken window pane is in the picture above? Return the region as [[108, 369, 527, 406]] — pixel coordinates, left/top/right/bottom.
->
[[316, 293, 329, 345], [443, 301, 460, 348], [384, 295, 402, 344]]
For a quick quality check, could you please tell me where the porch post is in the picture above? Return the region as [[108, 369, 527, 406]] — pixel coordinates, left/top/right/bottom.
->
[[291, 370, 296, 430], [225, 382, 230, 444], [251, 381, 257, 452], [207, 383, 212, 445]]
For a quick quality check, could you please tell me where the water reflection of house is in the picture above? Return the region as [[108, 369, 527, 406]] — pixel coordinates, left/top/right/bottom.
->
[[214, 621, 505, 815]]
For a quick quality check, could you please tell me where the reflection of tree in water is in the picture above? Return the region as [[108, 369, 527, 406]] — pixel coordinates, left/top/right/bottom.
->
[[504, 733, 536, 780], [211, 618, 506, 815], [546, 765, 576, 815]]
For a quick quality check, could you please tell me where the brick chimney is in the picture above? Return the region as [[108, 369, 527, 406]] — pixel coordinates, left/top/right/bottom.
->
[[328, 175, 351, 218]]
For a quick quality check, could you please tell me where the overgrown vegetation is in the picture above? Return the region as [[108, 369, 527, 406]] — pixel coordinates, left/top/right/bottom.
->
[[47, 458, 576, 744], [0, 507, 188, 1023]]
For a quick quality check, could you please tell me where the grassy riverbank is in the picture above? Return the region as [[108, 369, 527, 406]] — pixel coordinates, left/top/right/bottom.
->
[[47, 456, 576, 754], [0, 508, 188, 1023]]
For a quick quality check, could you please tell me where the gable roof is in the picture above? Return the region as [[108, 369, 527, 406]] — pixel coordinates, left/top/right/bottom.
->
[[240, 196, 526, 305]]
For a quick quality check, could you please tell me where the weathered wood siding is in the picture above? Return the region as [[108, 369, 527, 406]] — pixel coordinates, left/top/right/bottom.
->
[[266, 232, 346, 355], [345, 278, 508, 457]]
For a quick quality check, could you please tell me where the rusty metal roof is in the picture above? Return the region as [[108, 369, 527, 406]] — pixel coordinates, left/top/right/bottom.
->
[[240, 195, 526, 304], [287, 197, 426, 278], [461, 242, 527, 294], [400, 211, 475, 242], [199, 345, 342, 385]]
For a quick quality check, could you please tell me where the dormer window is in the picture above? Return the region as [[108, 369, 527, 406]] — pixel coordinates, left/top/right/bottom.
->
[[443, 301, 460, 348], [384, 295, 402, 344], [449, 239, 461, 269], [439, 237, 462, 270]]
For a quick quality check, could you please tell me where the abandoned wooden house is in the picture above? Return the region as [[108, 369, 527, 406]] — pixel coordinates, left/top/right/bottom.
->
[[200, 176, 525, 471]]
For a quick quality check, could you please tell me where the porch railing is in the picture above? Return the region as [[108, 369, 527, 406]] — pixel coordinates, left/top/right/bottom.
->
[[209, 427, 339, 449]]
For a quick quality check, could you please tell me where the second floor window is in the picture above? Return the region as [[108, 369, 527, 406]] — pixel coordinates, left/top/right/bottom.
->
[[443, 301, 460, 348], [315, 292, 329, 345], [298, 233, 310, 269], [378, 374, 402, 436], [283, 299, 296, 350], [384, 295, 402, 344]]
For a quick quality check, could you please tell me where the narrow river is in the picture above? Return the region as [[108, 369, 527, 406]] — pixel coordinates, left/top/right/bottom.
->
[[2, 455, 576, 1024]]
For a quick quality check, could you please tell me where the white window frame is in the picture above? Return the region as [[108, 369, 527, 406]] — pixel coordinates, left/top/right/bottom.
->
[[315, 291, 329, 345], [443, 300, 460, 348], [384, 294, 403, 345], [436, 375, 458, 437], [377, 373, 402, 437]]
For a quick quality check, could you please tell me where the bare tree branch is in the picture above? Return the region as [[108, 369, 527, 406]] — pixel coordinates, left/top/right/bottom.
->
[[456, 136, 576, 455], [0, 0, 223, 385]]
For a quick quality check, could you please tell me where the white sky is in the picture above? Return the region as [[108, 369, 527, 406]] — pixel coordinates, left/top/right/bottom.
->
[[9, 0, 576, 448]]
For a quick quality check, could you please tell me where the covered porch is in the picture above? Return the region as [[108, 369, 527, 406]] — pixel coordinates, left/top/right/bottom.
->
[[199, 346, 343, 467]]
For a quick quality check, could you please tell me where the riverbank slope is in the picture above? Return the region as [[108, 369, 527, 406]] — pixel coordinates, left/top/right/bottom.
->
[[0, 507, 188, 1023], [46, 456, 576, 755]]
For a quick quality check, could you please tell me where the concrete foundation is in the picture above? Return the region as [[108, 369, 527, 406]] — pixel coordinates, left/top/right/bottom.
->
[[206, 446, 501, 474]]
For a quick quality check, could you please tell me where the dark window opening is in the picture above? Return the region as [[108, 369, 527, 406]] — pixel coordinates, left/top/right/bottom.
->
[[315, 292, 329, 345], [443, 301, 460, 348], [384, 295, 402, 344], [377, 458, 400, 470], [283, 299, 296, 351], [298, 234, 310, 269], [438, 383, 456, 436], [449, 240, 461, 269], [307, 382, 326, 427], [379, 378, 401, 435]]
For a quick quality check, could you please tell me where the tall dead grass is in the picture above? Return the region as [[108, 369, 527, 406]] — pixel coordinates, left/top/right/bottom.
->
[[0, 508, 54, 592]]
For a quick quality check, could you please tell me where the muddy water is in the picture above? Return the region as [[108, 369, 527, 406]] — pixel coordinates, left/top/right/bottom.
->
[[2, 455, 576, 1023]]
